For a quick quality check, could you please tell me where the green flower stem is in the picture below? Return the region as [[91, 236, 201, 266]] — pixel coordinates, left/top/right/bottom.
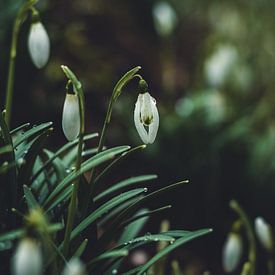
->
[[61, 66, 85, 257], [230, 200, 256, 275], [80, 66, 142, 218], [4, 0, 37, 127]]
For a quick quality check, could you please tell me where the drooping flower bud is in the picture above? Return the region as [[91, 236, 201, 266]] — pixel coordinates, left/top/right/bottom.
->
[[13, 238, 42, 275], [61, 258, 86, 275], [254, 216, 273, 251], [134, 80, 159, 144], [28, 21, 50, 69], [222, 233, 243, 273], [62, 93, 80, 141]]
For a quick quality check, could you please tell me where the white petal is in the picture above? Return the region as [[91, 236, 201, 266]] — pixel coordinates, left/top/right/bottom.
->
[[140, 92, 153, 125], [148, 96, 159, 144], [62, 258, 86, 275], [222, 233, 242, 272], [13, 238, 42, 275], [62, 94, 80, 141], [134, 94, 149, 144], [255, 217, 273, 251], [28, 22, 50, 69]]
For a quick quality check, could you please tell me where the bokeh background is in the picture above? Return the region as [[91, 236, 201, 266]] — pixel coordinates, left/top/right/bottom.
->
[[1, 0, 275, 273]]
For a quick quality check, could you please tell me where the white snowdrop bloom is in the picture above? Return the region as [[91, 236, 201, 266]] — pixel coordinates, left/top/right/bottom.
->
[[134, 91, 159, 144], [255, 216, 273, 251], [28, 22, 50, 69], [222, 233, 243, 273], [62, 258, 86, 275], [152, 1, 177, 37], [13, 238, 42, 275], [62, 93, 80, 141]]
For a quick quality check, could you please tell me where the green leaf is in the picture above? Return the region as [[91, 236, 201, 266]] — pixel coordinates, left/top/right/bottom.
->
[[30, 133, 98, 183], [87, 249, 128, 269], [10, 123, 30, 136], [94, 145, 146, 185], [136, 229, 213, 275], [94, 174, 157, 202], [72, 239, 88, 258], [13, 122, 53, 148], [23, 185, 39, 210], [98, 180, 189, 250], [0, 145, 13, 155], [69, 188, 147, 241], [43, 146, 130, 210]]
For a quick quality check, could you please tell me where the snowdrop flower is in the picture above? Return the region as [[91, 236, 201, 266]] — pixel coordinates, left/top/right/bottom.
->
[[13, 238, 42, 275], [62, 258, 86, 275], [255, 216, 273, 251], [222, 233, 243, 273], [62, 93, 80, 141], [28, 21, 50, 69], [134, 80, 159, 144]]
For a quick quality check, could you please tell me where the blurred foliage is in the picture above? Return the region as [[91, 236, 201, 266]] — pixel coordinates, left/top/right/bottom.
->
[[1, 0, 275, 273]]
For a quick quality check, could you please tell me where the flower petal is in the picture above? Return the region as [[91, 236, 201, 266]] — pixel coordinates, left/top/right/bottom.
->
[[28, 22, 50, 69], [62, 94, 80, 141], [148, 96, 159, 144], [134, 94, 149, 144]]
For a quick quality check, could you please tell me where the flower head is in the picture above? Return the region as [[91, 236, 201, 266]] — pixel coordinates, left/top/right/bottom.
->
[[255, 216, 273, 251], [134, 80, 159, 144], [28, 21, 50, 69], [222, 233, 243, 272], [62, 93, 80, 141], [13, 238, 42, 275]]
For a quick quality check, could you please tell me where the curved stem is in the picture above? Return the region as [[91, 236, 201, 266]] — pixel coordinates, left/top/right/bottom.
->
[[79, 67, 142, 218], [230, 200, 256, 275], [4, 0, 37, 127], [61, 67, 85, 257]]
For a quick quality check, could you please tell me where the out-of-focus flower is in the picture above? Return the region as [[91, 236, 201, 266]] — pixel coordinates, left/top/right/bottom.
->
[[13, 238, 42, 275], [62, 93, 80, 141], [222, 233, 243, 273], [130, 250, 148, 266], [62, 258, 86, 275], [28, 22, 50, 69], [255, 216, 273, 251], [134, 80, 159, 144], [152, 1, 177, 37]]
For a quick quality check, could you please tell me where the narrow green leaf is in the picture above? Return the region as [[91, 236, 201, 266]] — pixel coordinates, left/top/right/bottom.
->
[[43, 146, 130, 209], [88, 249, 128, 269], [10, 123, 30, 135], [136, 229, 213, 275], [70, 188, 147, 241], [72, 239, 88, 258], [13, 122, 53, 148], [94, 174, 157, 202], [23, 185, 38, 209], [0, 145, 12, 154]]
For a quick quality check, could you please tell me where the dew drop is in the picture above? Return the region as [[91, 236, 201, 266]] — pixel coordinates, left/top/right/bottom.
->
[[143, 187, 148, 192], [112, 269, 118, 274]]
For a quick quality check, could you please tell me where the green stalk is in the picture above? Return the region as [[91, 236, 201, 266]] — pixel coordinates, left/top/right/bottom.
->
[[80, 66, 142, 218], [4, 0, 37, 127], [230, 200, 256, 275], [61, 66, 85, 257]]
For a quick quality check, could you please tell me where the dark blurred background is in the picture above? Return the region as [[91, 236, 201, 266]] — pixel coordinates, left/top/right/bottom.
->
[[1, 0, 275, 273]]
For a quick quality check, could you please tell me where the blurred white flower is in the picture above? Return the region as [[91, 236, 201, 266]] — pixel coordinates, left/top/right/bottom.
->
[[204, 44, 237, 87], [62, 258, 86, 275], [130, 250, 148, 266], [62, 93, 80, 141], [134, 92, 159, 144], [28, 22, 50, 69], [222, 233, 243, 273], [13, 238, 42, 275], [255, 216, 273, 251], [152, 1, 177, 37]]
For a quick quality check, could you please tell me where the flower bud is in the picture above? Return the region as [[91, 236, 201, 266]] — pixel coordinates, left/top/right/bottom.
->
[[222, 233, 243, 272], [13, 238, 42, 275], [62, 258, 86, 275], [254, 216, 273, 251], [134, 82, 159, 144], [28, 22, 50, 69], [62, 93, 80, 141]]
